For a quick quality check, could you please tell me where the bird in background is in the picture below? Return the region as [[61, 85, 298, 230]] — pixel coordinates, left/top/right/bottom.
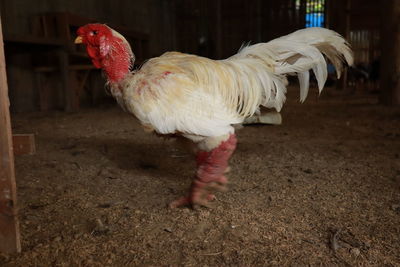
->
[[75, 24, 353, 208]]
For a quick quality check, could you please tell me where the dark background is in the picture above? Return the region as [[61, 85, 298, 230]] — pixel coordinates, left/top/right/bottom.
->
[[1, 0, 398, 112]]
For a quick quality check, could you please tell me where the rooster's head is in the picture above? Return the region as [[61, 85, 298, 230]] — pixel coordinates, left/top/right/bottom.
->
[[75, 24, 134, 83]]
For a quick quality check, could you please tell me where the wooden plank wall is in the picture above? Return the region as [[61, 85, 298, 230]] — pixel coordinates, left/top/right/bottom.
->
[[348, 0, 380, 65], [174, 0, 306, 60], [327, 0, 381, 66], [262, 0, 306, 40], [0, 0, 174, 112], [0, 0, 177, 60], [0, 0, 151, 37], [0, 0, 312, 112]]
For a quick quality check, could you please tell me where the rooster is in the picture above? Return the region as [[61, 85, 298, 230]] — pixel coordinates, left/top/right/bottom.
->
[[75, 24, 353, 208]]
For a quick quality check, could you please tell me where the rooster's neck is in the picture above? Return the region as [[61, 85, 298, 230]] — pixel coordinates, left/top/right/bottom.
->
[[93, 33, 135, 84], [103, 52, 134, 84]]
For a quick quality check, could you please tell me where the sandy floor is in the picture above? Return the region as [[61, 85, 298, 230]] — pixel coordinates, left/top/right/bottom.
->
[[1, 88, 399, 266]]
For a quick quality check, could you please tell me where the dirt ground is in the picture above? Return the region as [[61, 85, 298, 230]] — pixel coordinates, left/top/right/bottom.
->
[[1, 87, 399, 266]]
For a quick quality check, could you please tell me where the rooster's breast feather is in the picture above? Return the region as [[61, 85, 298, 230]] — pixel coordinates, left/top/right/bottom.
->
[[120, 53, 245, 137]]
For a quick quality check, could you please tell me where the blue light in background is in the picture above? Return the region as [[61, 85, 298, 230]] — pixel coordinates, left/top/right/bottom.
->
[[305, 13, 324, 27]]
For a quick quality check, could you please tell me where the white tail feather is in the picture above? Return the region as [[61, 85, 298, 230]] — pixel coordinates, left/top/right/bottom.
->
[[231, 27, 353, 110]]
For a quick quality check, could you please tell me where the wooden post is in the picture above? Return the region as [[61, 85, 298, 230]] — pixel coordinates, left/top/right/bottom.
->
[[340, 0, 351, 91], [326, 0, 351, 90], [215, 0, 222, 59], [0, 17, 21, 253], [255, 0, 262, 43], [380, 0, 400, 105], [57, 49, 75, 112]]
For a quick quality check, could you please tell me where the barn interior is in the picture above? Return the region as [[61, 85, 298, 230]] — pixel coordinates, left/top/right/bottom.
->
[[0, 0, 399, 266]]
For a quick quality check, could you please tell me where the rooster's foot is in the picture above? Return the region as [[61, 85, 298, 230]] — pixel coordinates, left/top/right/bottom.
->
[[169, 176, 228, 209]]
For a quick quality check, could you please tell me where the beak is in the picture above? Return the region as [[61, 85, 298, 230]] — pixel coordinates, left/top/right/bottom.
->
[[74, 36, 83, 44]]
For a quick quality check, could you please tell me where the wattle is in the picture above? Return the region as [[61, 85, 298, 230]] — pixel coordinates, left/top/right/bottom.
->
[[86, 38, 132, 83]]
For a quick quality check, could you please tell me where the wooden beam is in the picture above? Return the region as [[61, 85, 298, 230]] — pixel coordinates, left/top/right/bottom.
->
[[4, 33, 63, 46], [380, 0, 400, 105], [34, 64, 95, 73], [0, 16, 21, 253], [12, 134, 35, 156]]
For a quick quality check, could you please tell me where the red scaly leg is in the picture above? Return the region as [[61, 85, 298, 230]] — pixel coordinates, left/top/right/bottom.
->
[[170, 134, 237, 208]]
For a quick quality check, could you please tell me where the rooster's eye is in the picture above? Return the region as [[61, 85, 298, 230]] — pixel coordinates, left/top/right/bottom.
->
[[90, 30, 98, 36]]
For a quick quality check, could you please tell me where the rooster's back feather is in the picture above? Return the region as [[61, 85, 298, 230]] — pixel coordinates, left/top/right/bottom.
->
[[118, 27, 352, 137]]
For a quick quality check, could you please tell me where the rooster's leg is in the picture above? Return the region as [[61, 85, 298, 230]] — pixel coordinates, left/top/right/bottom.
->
[[170, 134, 237, 208]]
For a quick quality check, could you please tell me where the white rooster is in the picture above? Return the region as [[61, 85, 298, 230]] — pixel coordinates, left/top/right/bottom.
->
[[75, 25, 353, 208]]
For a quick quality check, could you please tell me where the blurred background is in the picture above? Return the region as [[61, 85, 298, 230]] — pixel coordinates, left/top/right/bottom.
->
[[1, 2, 399, 265], [1, 0, 398, 112]]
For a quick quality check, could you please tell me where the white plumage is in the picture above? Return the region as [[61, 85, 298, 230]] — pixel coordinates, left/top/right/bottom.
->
[[113, 27, 352, 139]]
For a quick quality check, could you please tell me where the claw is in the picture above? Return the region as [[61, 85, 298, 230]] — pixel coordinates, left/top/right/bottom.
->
[[169, 196, 190, 209], [224, 166, 231, 173], [169, 193, 216, 209], [169, 178, 226, 209]]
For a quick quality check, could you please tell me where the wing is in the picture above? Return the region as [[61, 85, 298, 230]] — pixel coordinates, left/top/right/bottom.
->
[[121, 67, 242, 137]]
